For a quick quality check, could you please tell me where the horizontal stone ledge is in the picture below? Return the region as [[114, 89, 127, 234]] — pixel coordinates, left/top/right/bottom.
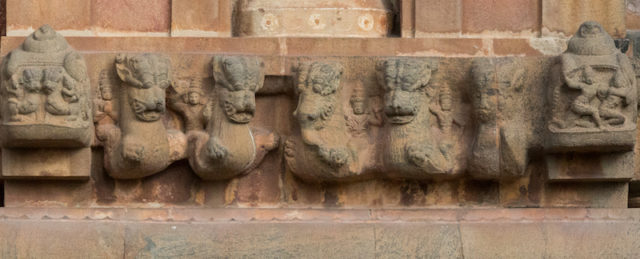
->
[[1, 36, 562, 57], [1, 210, 640, 258], [1, 208, 639, 222]]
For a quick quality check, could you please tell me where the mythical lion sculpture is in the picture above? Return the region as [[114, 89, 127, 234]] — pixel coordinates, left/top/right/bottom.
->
[[285, 61, 368, 181], [97, 53, 186, 179], [187, 56, 278, 180], [377, 58, 454, 179]]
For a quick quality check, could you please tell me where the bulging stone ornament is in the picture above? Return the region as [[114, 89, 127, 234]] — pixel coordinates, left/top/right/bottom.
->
[[377, 58, 455, 179], [468, 58, 529, 179], [0, 25, 92, 148], [285, 61, 366, 181], [0, 25, 92, 179], [547, 21, 637, 152], [187, 56, 278, 180], [97, 53, 186, 179]]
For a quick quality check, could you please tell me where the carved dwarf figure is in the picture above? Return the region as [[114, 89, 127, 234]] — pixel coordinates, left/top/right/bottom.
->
[[548, 21, 637, 151], [97, 53, 186, 179], [94, 70, 117, 128], [377, 58, 454, 179], [188, 56, 278, 180], [0, 25, 92, 148], [168, 78, 207, 132], [344, 81, 383, 136], [285, 61, 367, 181]]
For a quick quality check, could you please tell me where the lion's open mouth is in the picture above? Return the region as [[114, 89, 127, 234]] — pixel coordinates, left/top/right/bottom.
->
[[224, 101, 254, 123], [132, 99, 165, 122], [385, 110, 416, 124], [228, 111, 254, 123]]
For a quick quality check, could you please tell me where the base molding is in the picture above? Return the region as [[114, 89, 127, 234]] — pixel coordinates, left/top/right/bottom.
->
[[1, 208, 639, 258]]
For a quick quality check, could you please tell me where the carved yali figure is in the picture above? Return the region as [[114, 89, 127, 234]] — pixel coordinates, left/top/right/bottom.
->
[[468, 58, 529, 179], [0, 25, 92, 148], [188, 56, 278, 181], [547, 21, 637, 152], [377, 58, 454, 179], [97, 54, 186, 179], [285, 61, 368, 181]]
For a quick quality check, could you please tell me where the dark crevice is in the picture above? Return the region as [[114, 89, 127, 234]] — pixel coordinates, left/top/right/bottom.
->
[[1, 0, 5, 36], [0, 180, 4, 207]]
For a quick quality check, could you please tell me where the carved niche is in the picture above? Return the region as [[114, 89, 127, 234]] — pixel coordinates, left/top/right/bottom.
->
[[188, 56, 278, 180], [96, 53, 186, 179], [547, 21, 637, 152], [545, 21, 637, 182], [468, 58, 529, 179], [0, 25, 92, 147], [0, 25, 92, 179], [377, 58, 456, 179], [285, 61, 370, 181]]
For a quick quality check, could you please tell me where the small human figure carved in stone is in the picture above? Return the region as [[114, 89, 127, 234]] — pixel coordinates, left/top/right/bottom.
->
[[550, 21, 637, 132], [344, 81, 383, 136], [94, 70, 116, 128], [167, 78, 207, 132], [7, 69, 42, 122], [599, 70, 634, 126], [188, 56, 278, 180], [42, 67, 75, 117]]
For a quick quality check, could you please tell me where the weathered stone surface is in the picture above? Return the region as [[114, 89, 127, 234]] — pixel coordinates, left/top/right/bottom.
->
[[462, 0, 540, 34], [374, 223, 463, 258], [171, 0, 231, 37], [6, 0, 92, 35], [0, 220, 125, 258], [2, 148, 91, 179], [124, 222, 375, 258], [546, 152, 634, 181], [92, 0, 170, 34], [235, 0, 394, 37], [415, 0, 461, 35], [542, 0, 626, 37]]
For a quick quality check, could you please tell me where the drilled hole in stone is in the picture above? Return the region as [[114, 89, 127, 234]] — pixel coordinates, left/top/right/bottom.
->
[[266, 20, 271, 26]]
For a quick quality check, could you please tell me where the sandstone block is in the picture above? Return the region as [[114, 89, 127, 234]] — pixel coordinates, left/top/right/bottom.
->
[[171, 0, 232, 37], [92, 0, 170, 35], [462, 0, 539, 34], [415, 0, 461, 35], [542, 0, 626, 38]]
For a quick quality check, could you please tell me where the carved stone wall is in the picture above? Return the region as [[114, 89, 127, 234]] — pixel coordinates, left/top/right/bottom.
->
[[2, 0, 640, 257]]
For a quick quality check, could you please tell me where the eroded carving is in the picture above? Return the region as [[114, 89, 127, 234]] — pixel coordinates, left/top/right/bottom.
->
[[188, 56, 278, 180], [547, 21, 637, 152], [285, 61, 368, 181], [377, 58, 454, 179], [97, 53, 186, 179], [468, 58, 529, 179], [0, 25, 92, 147]]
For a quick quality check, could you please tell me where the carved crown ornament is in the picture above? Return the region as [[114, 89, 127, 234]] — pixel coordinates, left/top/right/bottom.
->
[[0, 23, 636, 186]]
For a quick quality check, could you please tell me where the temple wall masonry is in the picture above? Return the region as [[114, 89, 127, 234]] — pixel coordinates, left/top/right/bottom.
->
[[2, 0, 640, 257]]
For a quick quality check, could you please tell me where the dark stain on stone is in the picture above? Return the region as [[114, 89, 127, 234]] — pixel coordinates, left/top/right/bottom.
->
[[92, 148, 116, 204], [140, 160, 198, 204], [400, 181, 428, 206], [463, 180, 499, 205], [323, 185, 340, 207]]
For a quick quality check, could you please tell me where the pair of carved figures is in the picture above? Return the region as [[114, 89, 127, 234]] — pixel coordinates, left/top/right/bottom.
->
[[95, 54, 278, 180], [548, 21, 638, 152], [285, 59, 456, 181], [0, 25, 92, 148]]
